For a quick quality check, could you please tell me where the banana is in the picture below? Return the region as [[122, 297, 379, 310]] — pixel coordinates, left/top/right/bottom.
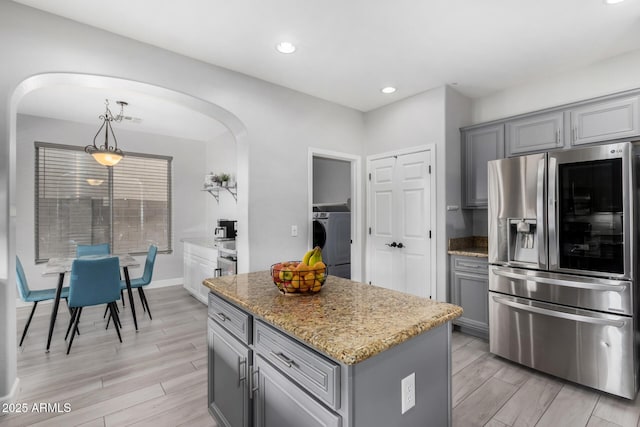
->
[[308, 246, 323, 266], [301, 249, 314, 265]]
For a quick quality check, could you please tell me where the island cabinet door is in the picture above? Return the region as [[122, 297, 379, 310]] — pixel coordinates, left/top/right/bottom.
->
[[254, 355, 341, 427], [208, 319, 251, 427]]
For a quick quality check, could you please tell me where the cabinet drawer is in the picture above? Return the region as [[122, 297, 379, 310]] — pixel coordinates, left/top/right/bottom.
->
[[184, 242, 218, 261], [453, 257, 488, 274], [208, 293, 251, 345], [254, 320, 340, 410]]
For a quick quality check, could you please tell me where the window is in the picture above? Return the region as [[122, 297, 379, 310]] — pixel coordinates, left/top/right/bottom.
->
[[35, 142, 172, 262]]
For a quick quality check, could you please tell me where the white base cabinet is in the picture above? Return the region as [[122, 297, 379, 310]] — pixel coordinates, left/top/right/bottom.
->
[[184, 242, 218, 304]]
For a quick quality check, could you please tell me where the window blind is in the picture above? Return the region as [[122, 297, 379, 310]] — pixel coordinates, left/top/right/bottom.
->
[[35, 142, 172, 262]]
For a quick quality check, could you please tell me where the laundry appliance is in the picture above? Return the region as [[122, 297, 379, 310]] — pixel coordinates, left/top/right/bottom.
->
[[313, 212, 351, 279]]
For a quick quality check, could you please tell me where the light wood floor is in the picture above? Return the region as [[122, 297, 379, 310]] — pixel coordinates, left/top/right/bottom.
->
[[451, 331, 640, 427], [6, 285, 216, 427], [7, 285, 640, 426]]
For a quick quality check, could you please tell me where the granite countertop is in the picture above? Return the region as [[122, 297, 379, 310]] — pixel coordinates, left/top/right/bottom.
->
[[181, 237, 217, 249], [447, 236, 488, 258], [203, 271, 462, 365]]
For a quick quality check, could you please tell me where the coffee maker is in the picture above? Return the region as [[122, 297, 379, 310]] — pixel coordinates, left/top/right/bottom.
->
[[214, 219, 237, 240]]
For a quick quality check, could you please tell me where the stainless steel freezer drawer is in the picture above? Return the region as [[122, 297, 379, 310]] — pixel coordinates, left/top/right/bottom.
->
[[489, 292, 636, 399], [489, 266, 633, 315]]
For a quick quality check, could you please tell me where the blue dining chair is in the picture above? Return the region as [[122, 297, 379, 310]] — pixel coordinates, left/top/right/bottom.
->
[[16, 256, 70, 347], [65, 257, 123, 354], [76, 243, 110, 257], [120, 245, 157, 320]]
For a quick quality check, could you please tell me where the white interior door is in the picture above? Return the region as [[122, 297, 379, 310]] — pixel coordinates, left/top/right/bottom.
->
[[369, 156, 396, 289], [368, 150, 432, 298]]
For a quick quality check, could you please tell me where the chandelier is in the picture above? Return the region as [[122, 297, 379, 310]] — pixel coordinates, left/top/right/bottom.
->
[[85, 99, 127, 166]]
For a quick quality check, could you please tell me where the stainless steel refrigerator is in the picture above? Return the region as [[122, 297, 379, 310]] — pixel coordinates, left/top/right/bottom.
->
[[487, 141, 638, 399]]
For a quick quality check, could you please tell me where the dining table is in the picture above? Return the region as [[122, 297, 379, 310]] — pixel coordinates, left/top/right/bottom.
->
[[43, 254, 141, 352]]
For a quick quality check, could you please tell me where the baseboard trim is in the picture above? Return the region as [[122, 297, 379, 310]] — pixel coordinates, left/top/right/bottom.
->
[[16, 278, 184, 307], [0, 377, 20, 412]]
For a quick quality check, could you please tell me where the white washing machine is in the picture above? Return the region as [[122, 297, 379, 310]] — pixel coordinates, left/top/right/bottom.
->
[[312, 212, 351, 279]]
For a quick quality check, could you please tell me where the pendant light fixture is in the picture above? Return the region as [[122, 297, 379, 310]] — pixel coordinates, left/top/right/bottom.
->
[[85, 99, 127, 166]]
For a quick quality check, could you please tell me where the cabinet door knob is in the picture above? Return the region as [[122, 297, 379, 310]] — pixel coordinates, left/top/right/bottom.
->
[[397, 242, 404, 248], [215, 312, 227, 322], [385, 242, 397, 247]]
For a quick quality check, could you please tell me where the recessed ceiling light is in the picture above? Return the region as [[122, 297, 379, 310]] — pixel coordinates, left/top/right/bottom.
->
[[276, 42, 296, 54], [381, 87, 396, 94], [604, 0, 625, 4]]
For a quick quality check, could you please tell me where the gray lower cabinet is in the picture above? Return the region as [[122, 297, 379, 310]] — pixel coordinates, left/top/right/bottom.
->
[[506, 111, 564, 156], [208, 291, 453, 426], [569, 95, 640, 146], [254, 356, 341, 427], [208, 318, 252, 427], [208, 293, 343, 427], [450, 256, 489, 339], [463, 124, 504, 208]]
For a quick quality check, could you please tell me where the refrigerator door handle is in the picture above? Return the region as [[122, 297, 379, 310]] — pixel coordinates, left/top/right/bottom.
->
[[492, 268, 628, 292], [547, 156, 558, 269], [491, 295, 627, 328], [536, 157, 546, 268]]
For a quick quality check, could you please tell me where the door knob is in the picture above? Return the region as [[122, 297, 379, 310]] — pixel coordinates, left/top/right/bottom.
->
[[397, 242, 404, 248], [385, 242, 397, 247]]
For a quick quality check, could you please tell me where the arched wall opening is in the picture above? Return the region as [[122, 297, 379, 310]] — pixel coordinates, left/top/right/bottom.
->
[[2, 72, 250, 402]]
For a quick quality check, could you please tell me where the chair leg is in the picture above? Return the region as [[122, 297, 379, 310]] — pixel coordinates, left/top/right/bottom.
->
[[112, 302, 122, 328], [140, 288, 152, 320], [121, 290, 125, 307], [66, 307, 82, 354], [109, 303, 122, 343], [19, 301, 38, 347], [65, 307, 78, 340], [103, 305, 109, 319], [138, 288, 146, 313]]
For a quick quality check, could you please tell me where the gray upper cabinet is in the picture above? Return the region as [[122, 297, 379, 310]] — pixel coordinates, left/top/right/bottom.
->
[[463, 124, 504, 208], [506, 111, 564, 156], [568, 95, 640, 146]]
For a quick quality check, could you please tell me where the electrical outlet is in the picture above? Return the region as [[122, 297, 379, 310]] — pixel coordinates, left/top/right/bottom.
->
[[401, 373, 415, 414], [291, 225, 298, 237]]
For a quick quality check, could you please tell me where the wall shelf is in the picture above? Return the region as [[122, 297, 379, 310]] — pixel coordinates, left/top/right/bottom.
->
[[203, 185, 237, 203]]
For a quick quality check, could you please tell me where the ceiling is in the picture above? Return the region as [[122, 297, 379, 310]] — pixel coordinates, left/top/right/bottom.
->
[[19, 85, 228, 143], [11, 0, 640, 117]]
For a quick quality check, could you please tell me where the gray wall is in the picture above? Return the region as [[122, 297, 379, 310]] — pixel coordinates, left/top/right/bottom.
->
[[313, 157, 351, 205], [364, 87, 449, 301], [16, 114, 208, 291], [472, 48, 640, 124]]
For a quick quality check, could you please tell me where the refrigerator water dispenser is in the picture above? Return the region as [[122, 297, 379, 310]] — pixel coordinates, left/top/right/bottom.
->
[[508, 219, 538, 264]]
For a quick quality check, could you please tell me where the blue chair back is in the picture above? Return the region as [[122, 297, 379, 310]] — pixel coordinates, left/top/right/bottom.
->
[[68, 257, 121, 308], [15, 256, 29, 301], [76, 243, 110, 257], [141, 245, 158, 285]]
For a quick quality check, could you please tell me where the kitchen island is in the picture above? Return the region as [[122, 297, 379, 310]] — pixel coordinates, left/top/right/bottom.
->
[[203, 271, 462, 427]]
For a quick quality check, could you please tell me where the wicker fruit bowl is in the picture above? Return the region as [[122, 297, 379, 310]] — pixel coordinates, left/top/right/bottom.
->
[[271, 261, 327, 295]]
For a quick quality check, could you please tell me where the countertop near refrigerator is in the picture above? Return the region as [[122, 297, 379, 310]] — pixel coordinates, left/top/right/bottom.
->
[[447, 236, 488, 258], [203, 271, 462, 365]]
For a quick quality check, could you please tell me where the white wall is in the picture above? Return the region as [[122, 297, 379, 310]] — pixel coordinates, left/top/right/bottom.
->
[[0, 1, 364, 400], [205, 131, 238, 237], [472, 48, 640, 124], [15, 114, 208, 290], [313, 157, 351, 205], [364, 87, 449, 300]]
